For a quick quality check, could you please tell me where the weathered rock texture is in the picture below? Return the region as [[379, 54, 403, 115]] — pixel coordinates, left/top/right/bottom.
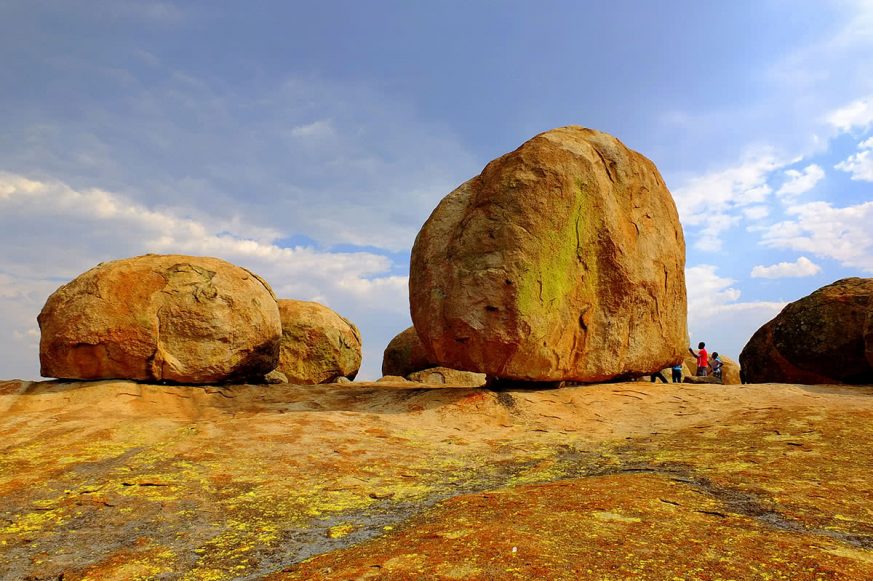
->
[[410, 126, 687, 382], [2, 379, 872, 579], [276, 299, 362, 384], [381, 327, 438, 377], [406, 366, 487, 387], [721, 355, 741, 385], [740, 278, 873, 384], [38, 254, 281, 383]]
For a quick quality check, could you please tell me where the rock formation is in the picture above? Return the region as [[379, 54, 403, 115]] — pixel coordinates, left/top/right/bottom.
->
[[276, 299, 362, 384], [720, 355, 741, 385], [410, 126, 687, 382], [381, 327, 439, 377], [740, 277, 873, 384], [406, 366, 487, 387], [38, 254, 281, 383]]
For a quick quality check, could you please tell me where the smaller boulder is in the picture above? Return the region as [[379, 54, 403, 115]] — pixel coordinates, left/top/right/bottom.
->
[[382, 327, 438, 377], [720, 355, 741, 385], [376, 375, 415, 384], [277, 300, 362, 384], [264, 370, 288, 384], [683, 374, 722, 385], [740, 278, 873, 384], [406, 367, 487, 387]]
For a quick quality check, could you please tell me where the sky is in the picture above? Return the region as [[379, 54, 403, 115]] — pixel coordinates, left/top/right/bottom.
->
[[1, 0, 872, 380]]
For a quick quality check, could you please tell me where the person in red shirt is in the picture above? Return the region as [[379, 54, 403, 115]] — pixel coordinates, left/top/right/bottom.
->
[[689, 342, 709, 376]]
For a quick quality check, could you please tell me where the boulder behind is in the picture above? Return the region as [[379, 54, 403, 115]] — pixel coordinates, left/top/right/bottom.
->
[[740, 278, 873, 384], [276, 299, 362, 384]]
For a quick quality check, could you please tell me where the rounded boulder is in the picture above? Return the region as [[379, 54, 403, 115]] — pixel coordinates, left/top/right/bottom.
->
[[276, 299, 362, 384], [740, 278, 873, 384], [39, 254, 281, 383], [410, 126, 687, 382], [381, 326, 439, 377]]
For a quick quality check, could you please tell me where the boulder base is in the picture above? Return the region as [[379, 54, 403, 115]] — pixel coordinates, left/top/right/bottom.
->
[[410, 126, 686, 382], [38, 254, 281, 383], [740, 278, 873, 384], [406, 367, 487, 387]]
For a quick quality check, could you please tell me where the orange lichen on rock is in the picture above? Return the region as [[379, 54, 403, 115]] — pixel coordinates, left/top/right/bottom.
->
[[0, 379, 871, 579]]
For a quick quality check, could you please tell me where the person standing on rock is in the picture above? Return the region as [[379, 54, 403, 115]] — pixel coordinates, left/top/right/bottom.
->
[[689, 342, 709, 376]]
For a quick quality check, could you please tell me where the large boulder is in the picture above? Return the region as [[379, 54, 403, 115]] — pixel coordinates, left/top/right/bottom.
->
[[409, 126, 687, 382], [38, 254, 281, 383], [276, 299, 362, 384], [381, 327, 439, 377], [740, 278, 873, 384]]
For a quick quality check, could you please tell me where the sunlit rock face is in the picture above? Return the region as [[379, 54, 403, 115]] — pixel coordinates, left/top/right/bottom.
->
[[38, 254, 281, 383], [276, 299, 362, 384], [740, 277, 873, 384], [410, 126, 687, 382]]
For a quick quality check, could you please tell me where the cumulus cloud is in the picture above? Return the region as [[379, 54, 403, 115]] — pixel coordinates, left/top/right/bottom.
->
[[834, 136, 873, 181], [776, 164, 825, 198], [750, 256, 821, 279], [672, 151, 786, 251], [760, 200, 873, 272], [827, 95, 873, 133], [0, 172, 411, 380], [0, 70, 477, 253]]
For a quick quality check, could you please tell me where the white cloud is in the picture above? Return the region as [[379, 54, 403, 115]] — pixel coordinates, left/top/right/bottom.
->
[[760, 200, 873, 272], [0, 172, 412, 380], [834, 136, 873, 181], [742, 205, 770, 220], [776, 164, 825, 198], [290, 119, 335, 139], [827, 95, 873, 133], [750, 256, 821, 279], [0, 72, 477, 253], [672, 150, 786, 251], [685, 265, 787, 358]]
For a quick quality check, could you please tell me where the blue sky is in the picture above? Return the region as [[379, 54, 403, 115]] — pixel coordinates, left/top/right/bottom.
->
[[1, 0, 872, 380]]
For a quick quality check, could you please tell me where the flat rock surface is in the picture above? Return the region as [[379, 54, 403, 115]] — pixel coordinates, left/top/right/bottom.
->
[[1, 379, 871, 580]]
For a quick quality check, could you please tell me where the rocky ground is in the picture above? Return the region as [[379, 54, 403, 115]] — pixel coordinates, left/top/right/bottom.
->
[[0, 378, 871, 580]]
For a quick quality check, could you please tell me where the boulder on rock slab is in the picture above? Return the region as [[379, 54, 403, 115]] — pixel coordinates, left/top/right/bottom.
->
[[381, 327, 439, 377], [410, 126, 687, 382], [720, 355, 741, 385], [38, 254, 281, 383], [740, 278, 873, 384], [276, 299, 362, 384], [406, 367, 487, 387]]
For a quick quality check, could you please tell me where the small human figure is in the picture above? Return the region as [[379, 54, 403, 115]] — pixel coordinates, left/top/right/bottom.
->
[[671, 362, 683, 383], [709, 352, 723, 381], [689, 342, 709, 376], [650, 370, 669, 383]]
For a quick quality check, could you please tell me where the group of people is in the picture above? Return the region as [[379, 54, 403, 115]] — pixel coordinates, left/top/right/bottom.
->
[[650, 341, 723, 383], [689, 341, 723, 379]]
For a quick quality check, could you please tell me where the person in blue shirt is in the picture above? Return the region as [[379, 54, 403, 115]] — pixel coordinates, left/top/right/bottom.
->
[[671, 362, 683, 383]]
